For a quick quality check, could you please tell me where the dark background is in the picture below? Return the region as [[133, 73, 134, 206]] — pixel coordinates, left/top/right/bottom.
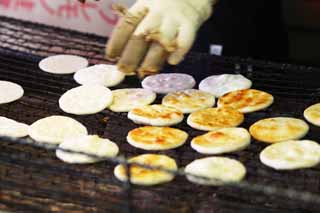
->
[[193, 0, 320, 67], [283, 0, 320, 66]]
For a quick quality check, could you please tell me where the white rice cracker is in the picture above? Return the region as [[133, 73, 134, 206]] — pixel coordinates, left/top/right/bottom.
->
[[199, 74, 252, 97], [0, 81, 24, 104], [29, 116, 88, 144], [127, 126, 188, 151], [74, 64, 125, 87], [185, 157, 246, 186], [260, 140, 320, 170], [59, 85, 113, 115], [128, 105, 184, 126], [114, 154, 177, 186], [249, 117, 309, 143], [109, 88, 156, 112], [56, 135, 119, 164], [191, 128, 250, 154], [0, 117, 29, 138], [39, 55, 88, 74], [187, 107, 244, 131], [218, 89, 274, 113], [304, 103, 320, 127], [162, 89, 215, 114], [141, 73, 196, 94]]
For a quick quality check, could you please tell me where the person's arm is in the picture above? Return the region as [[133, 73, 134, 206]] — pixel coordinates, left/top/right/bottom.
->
[[80, 0, 218, 78]]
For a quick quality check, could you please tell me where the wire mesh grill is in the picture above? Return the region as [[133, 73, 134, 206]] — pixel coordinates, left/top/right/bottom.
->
[[1, 16, 320, 212]]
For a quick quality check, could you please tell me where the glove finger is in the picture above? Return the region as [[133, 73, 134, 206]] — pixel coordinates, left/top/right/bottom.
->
[[134, 12, 161, 37], [105, 4, 147, 61], [117, 35, 150, 74], [168, 23, 196, 65], [146, 18, 179, 52], [137, 42, 168, 79]]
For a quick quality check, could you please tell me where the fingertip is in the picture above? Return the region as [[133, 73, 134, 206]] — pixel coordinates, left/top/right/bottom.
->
[[117, 35, 150, 74], [168, 52, 185, 65], [116, 62, 135, 74], [105, 44, 119, 62]]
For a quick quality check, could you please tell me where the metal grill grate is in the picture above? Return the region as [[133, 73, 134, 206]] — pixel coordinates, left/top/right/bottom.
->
[[1, 16, 320, 212]]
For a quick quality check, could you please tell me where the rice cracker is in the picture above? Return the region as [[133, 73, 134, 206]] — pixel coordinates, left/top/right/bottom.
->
[[162, 89, 215, 114], [56, 135, 119, 164], [127, 126, 188, 150], [185, 157, 246, 185], [249, 117, 309, 143], [128, 104, 184, 126], [218, 89, 273, 113], [187, 108, 244, 131], [191, 128, 250, 154], [29, 116, 88, 144], [114, 154, 177, 186], [260, 140, 320, 170], [304, 103, 320, 126], [109, 88, 156, 112]]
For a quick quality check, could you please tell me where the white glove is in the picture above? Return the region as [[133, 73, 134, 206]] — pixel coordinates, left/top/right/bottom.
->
[[106, 0, 217, 78]]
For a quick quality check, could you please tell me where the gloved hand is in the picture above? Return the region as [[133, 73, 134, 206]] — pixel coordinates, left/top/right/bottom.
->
[[106, 0, 218, 78]]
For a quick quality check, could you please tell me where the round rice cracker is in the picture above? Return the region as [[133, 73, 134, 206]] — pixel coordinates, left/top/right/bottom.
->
[[249, 117, 309, 143], [191, 128, 250, 154], [39, 55, 88, 74], [74, 64, 125, 87], [218, 89, 274, 113], [304, 103, 320, 126], [114, 154, 178, 186], [185, 157, 246, 186], [141, 73, 196, 94], [128, 105, 184, 127], [109, 88, 156, 112], [56, 135, 119, 164], [127, 126, 188, 151], [187, 107, 244, 131], [59, 85, 113, 115], [199, 74, 252, 97], [0, 117, 29, 138], [29, 116, 88, 144], [260, 140, 320, 170], [0, 81, 24, 104], [162, 89, 215, 114]]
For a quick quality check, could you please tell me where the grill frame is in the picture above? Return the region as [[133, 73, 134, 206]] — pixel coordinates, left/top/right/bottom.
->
[[1, 16, 320, 212]]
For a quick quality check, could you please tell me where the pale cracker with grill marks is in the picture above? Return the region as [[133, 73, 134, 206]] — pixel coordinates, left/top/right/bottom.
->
[[199, 74, 252, 97], [304, 103, 320, 127], [56, 135, 119, 164], [74, 64, 125, 87], [59, 85, 113, 115], [260, 140, 320, 170], [39, 54, 88, 74], [191, 128, 250, 154], [29, 116, 88, 144], [162, 89, 215, 114], [249, 117, 309, 143], [0, 117, 29, 138], [185, 157, 246, 185], [109, 88, 156, 112], [0, 81, 24, 104]]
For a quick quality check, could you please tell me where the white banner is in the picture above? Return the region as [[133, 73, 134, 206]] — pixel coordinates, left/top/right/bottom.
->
[[0, 0, 135, 37]]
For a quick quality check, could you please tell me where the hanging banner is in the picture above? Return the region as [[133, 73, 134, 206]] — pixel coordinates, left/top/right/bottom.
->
[[0, 0, 134, 37]]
